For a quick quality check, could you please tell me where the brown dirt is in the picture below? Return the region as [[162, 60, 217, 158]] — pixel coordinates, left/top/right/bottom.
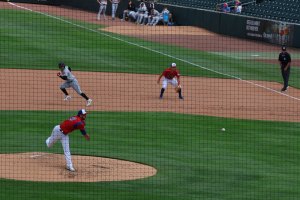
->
[[1, 2, 300, 182], [1, 68, 300, 122], [0, 152, 156, 182]]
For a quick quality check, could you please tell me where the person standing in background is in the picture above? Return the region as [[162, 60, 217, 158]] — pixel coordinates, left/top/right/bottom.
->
[[278, 45, 291, 92], [110, 0, 121, 20], [97, 0, 108, 20]]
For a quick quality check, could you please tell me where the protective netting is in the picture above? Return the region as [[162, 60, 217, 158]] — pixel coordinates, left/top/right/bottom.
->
[[1, 0, 300, 199]]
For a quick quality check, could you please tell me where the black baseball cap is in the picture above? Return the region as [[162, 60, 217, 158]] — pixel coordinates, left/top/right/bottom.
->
[[282, 45, 287, 51], [58, 62, 65, 68], [77, 109, 87, 116]]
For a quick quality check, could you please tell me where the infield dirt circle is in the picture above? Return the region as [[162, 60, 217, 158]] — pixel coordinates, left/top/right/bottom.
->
[[1, 2, 300, 182], [0, 152, 157, 182]]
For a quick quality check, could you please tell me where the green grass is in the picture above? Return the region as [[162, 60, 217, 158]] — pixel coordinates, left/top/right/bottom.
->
[[0, 110, 300, 200], [1, 7, 300, 200], [2, 9, 300, 88]]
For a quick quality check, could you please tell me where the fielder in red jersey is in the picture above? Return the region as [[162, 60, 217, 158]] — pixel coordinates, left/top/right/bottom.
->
[[46, 109, 90, 172], [157, 63, 183, 99], [162, 67, 180, 80]]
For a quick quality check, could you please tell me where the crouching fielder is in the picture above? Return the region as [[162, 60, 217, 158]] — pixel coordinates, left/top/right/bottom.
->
[[46, 109, 90, 172], [157, 63, 184, 99]]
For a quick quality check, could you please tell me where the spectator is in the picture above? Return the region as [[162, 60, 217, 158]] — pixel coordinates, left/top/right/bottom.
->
[[121, 0, 136, 21], [97, 0, 108, 20], [234, 1, 242, 13], [222, 3, 230, 13]]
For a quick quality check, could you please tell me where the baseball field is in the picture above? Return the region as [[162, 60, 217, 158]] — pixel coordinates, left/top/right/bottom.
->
[[1, 2, 300, 200]]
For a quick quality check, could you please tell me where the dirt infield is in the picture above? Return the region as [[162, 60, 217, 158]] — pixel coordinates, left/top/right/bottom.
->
[[1, 2, 300, 182], [0, 152, 156, 182], [1, 68, 300, 122]]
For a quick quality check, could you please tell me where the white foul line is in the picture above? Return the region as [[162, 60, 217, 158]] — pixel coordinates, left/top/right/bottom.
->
[[7, 2, 300, 101]]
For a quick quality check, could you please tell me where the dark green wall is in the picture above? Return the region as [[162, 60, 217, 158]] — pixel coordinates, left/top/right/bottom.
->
[[293, 26, 300, 47]]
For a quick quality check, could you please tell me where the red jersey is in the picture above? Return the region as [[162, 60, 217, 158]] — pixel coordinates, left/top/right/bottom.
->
[[162, 68, 180, 80], [60, 116, 86, 135]]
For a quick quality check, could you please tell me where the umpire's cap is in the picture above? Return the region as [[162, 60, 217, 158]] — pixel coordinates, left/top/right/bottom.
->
[[282, 45, 287, 51], [58, 62, 65, 68], [77, 109, 87, 116]]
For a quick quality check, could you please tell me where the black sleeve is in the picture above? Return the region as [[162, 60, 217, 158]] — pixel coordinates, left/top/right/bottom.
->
[[60, 76, 68, 80], [68, 67, 72, 72], [278, 53, 281, 61], [288, 53, 291, 62]]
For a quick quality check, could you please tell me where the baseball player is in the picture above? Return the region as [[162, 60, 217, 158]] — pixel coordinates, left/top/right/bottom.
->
[[157, 63, 184, 99], [46, 109, 90, 172], [136, 2, 147, 24], [278, 45, 291, 92], [110, 0, 120, 20], [147, 8, 160, 26], [97, 0, 108, 20], [57, 62, 93, 106], [121, 0, 136, 21]]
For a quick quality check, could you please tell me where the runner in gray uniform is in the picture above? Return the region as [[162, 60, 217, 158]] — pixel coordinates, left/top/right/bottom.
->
[[57, 62, 93, 106]]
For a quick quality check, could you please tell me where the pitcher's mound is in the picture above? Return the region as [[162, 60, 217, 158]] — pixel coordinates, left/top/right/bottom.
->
[[0, 152, 157, 182]]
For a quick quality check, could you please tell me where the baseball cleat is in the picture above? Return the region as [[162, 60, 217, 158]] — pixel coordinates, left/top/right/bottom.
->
[[281, 86, 289, 92], [66, 166, 76, 172], [86, 99, 93, 106], [45, 138, 49, 147], [64, 95, 72, 101], [179, 96, 184, 100]]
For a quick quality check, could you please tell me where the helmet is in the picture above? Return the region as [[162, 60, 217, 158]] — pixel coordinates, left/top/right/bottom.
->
[[58, 62, 65, 68], [170, 63, 176, 67], [77, 109, 87, 116], [282, 45, 287, 51]]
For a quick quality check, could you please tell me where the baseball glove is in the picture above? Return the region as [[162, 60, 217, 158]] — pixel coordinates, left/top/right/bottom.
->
[[175, 85, 182, 93]]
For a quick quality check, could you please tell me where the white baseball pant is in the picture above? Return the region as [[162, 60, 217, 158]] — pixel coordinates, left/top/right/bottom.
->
[[60, 79, 82, 95], [128, 11, 137, 20], [46, 125, 73, 169], [112, 3, 118, 18], [97, 4, 107, 19], [162, 77, 178, 89], [151, 16, 162, 26]]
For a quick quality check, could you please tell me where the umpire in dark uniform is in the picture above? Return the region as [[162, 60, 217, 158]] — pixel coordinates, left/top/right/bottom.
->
[[278, 45, 291, 92]]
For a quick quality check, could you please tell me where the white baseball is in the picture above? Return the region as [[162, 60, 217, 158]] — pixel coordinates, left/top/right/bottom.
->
[[221, 128, 226, 132]]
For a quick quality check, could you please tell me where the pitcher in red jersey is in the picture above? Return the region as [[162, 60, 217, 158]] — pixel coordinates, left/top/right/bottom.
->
[[46, 109, 90, 172], [157, 63, 184, 99]]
